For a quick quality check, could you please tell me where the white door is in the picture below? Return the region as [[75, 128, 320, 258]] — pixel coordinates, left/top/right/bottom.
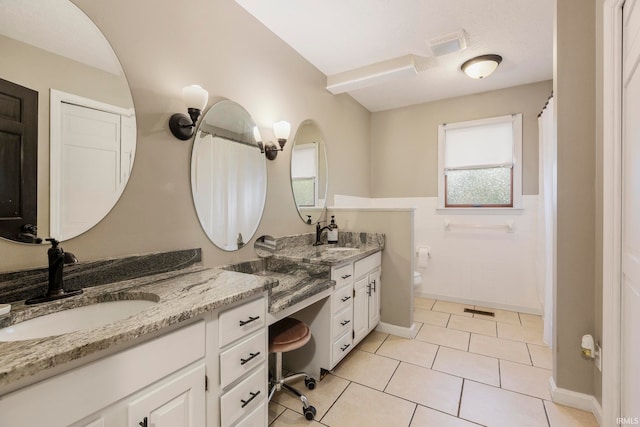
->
[[128, 364, 206, 427], [622, 0, 640, 417], [59, 102, 122, 240]]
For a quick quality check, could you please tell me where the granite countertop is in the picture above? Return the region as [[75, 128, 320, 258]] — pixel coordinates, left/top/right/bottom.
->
[[272, 243, 383, 266], [0, 266, 276, 391]]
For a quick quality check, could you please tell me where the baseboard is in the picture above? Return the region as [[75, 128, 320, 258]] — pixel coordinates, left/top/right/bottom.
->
[[415, 291, 542, 315], [376, 321, 419, 339], [549, 377, 602, 426]]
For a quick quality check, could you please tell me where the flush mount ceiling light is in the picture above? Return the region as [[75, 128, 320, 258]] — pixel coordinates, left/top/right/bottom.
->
[[326, 55, 417, 94], [460, 54, 503, 79]]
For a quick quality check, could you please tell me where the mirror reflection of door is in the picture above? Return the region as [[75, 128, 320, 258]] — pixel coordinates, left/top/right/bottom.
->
[[50, 90, 135, 241], [0, 78, 38, 243]]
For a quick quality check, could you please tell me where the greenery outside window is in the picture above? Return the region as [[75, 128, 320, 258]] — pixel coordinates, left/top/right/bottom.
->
[[438, 114, 522, 209]]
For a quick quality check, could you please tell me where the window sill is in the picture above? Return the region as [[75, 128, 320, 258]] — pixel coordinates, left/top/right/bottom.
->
[[436, 207, 524, 215]]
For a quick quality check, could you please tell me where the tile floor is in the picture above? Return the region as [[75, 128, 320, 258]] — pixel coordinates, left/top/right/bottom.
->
[[268, 298, 599, 427]]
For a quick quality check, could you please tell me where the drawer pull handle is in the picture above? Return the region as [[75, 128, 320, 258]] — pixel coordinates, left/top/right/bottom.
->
[[240, 351, 261, 365], [372, 279, 377, 292], [341, 274, 352, 279], [341, 296, 351, 302], [139, 417, 148, 427], [241, 390, 261, 408], [239, 316, 260, 326], [340, 320, 351, 326], [367, 283, 372, 296], [340, 343, 351, 352]]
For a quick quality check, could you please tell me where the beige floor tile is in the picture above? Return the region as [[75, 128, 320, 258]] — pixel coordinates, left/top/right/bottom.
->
[[357, 330, 389, 353], [414, 308, 450, 327], [332, 349, 399, 391], [529, 344, 553, 369], [322, 382, 415, 427], [268, 402, 287, 425], [270, 408, 326, 426], [377, 335, 439, 368], [433, 346, 500, 386], [415, 324, 470, 351], [520, 313, 544, 329], [271, 373, 349, 420], [432, 300, 475, 316], [414, 297, 436, 310], [448, 315, 497, 337], [473, 306, 521, 325], [500, 360, 552, 400], [385, 362, 463, 415], [469, 334, 531, 364], [544, 400, 599, 427], [460, 381, 548, 427], [410, 405, 481, 427], [497, 322, 545, 345]]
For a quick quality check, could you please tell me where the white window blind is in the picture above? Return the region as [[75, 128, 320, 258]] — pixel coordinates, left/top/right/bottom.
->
[[444, 121, 514, 171], [291, 144, 316, 178]]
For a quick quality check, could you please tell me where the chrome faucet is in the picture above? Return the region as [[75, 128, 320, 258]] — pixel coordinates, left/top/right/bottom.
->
[[25, 238, 82, 305], [314, 221, 334, 246]]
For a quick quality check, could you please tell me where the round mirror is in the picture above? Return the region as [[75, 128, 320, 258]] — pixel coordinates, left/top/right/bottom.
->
[[191, 100, 267, 251], [0, 0, 136, 243], [290, 120, 328, 224]]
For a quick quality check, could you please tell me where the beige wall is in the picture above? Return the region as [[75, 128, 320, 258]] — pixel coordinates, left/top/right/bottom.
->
[[1, 0, 371, 271], [555, 0, 598, 396], [370, 80, 553, 198]]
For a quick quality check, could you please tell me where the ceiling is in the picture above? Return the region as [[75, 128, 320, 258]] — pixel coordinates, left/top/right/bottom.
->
[[0, 0, 122, 75], [234, 0, 554, 112]]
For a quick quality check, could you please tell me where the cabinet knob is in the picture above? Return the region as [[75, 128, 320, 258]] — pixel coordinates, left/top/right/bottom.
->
[[239, 315, 260, 326], [139, 417, 148, 427]]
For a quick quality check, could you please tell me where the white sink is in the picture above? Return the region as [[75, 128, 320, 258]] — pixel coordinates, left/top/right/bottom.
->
[[325, 247, 359, 252], [0, 300, 157, 342]]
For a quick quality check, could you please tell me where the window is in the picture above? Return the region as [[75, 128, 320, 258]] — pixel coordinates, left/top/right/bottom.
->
[[291, 142, 318, 207], [438, 114, 522, 209]]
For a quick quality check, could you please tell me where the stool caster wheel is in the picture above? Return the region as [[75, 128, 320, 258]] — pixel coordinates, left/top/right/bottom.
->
[[303, 405, 316, 420], [305, 377, 316, 390]]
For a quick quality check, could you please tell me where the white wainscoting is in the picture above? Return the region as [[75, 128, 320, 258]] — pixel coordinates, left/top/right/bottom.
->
[[333, 195, 541, 314]]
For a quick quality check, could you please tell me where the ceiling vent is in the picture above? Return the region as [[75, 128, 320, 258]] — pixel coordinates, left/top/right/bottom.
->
[[427, 30, 469, 57]]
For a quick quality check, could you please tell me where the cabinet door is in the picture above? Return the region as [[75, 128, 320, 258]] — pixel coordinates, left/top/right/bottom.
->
[[353, 276, 369, 344], [128, 363, 206, 427], [368, 268, 381, 329]]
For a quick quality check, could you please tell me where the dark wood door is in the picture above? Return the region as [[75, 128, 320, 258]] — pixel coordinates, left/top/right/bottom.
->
[[0, 78, 38, 243]]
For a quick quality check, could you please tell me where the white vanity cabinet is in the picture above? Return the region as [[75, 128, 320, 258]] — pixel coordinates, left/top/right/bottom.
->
[[330, 263, 354, 367], [353, 252, 382, 346]]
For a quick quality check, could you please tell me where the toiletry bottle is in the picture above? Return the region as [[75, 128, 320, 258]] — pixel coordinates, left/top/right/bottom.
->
[[327, 216, 339, 244]]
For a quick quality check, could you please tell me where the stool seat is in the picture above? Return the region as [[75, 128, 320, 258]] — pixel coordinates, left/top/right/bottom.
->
[[269, 317, 311, 353]]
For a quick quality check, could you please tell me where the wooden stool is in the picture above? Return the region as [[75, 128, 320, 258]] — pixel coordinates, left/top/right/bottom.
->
[[268, 317, 317, 420]]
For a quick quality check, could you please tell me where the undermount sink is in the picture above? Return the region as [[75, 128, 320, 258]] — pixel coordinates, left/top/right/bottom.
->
[[0, 299, 157, 342]]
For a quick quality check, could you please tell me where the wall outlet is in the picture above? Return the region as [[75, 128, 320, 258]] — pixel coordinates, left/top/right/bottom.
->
[[595, 343, 602, 372]]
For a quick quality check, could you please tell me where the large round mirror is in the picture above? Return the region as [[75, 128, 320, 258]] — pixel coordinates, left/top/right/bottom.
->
[[191, 100, 267, 251], [290, 120, 328, 224], [0, 0, 136, 244]]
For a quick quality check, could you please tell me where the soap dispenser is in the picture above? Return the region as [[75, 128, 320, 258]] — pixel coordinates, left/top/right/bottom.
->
[[327, 216, 339, 244]]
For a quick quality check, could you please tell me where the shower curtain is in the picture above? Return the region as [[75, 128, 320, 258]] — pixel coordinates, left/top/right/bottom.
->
[[537, 96, 556, 347]]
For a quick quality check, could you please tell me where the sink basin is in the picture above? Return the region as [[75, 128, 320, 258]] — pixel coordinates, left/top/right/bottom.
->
[[0, 300, 157, 342], [325, 247, 359, 252]]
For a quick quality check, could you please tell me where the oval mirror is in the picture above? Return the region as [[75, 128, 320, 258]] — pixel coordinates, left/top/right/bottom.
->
[[191, 100, 267, 251], [0, 0, 136, 244], [290, 120, 328, 224]]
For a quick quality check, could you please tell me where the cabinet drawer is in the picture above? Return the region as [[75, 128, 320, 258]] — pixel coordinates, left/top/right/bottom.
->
[[332, 306, 353, 339], [332, 284, 353, 314], [220, 365, 266, 427], [220, 330, 266, 388], [332, 263, 354, 288], [332, 331, 353, 366], [234, 400, 267, 427], [219, 297, 265, 348], [354, 251, 381, 278]]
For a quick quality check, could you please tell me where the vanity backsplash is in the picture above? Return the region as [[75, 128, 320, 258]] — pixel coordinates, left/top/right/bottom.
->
[[0, 249, 201, 304]]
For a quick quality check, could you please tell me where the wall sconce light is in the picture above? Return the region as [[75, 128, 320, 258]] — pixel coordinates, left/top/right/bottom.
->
[[169, 85, 209, 140], [460, 54, 503, 79], [253, 120, 291, 160]]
